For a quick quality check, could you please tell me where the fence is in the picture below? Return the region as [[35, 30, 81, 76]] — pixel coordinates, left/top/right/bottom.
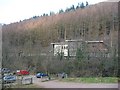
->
[[2, 76, 33, 89], [21, 77, 33, 85]]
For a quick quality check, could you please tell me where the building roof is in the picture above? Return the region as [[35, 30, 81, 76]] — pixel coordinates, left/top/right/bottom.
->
[[65, 39, 83, 42], [85, 40, 103, 43]]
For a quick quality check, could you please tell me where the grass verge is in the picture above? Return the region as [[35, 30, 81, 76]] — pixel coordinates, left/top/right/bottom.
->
[[59, 77, 118, 83]]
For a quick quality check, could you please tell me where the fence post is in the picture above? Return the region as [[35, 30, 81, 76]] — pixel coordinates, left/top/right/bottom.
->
[[30, 78, 33, 84], [21, 76, 23, 85]]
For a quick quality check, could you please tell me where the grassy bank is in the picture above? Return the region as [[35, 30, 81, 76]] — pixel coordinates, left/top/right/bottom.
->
[[60, 77, 118, 83]]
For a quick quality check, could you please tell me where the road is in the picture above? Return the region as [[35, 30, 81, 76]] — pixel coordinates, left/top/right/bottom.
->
[[32, 76, 118, 88]]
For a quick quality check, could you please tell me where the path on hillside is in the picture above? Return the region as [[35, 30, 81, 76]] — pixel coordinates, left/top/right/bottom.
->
[[32, 76, 118, 88]]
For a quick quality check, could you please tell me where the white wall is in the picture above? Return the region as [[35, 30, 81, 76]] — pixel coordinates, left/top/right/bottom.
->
[[54, 44, 68, 56]]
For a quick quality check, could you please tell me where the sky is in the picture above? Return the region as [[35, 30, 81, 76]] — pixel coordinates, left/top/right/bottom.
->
[[0, 0, 107, 24]]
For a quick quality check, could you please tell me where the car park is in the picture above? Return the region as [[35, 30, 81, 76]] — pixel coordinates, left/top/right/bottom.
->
[[36, 73, 48, 78]]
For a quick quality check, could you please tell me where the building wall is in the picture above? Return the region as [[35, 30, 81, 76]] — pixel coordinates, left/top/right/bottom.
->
[[67, 41, 83, 56]]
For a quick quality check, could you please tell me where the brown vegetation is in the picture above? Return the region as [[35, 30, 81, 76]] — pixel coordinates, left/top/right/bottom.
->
[[2, 2, 118, 77]]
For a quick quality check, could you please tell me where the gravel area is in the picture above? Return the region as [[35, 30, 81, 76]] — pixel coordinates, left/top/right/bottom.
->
[[32, 76, 118, 88]]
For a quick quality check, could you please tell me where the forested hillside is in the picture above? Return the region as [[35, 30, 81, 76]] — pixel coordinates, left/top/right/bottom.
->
[[2, 2, 118, 77]]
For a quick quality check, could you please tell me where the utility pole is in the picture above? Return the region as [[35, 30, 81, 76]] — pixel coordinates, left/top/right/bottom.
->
[[110, 14, 115, 58], [0, 24, 3, 89], [64, 28, 66, 41]]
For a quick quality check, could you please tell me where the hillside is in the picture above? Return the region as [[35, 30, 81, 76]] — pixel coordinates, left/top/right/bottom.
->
[[3, 2, 118, 44], [2, 2, 118, 76]]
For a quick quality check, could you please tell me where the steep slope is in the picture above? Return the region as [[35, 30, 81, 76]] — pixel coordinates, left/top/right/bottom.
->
[[2, 2, 118, 72], [3, 2, 118, 45]]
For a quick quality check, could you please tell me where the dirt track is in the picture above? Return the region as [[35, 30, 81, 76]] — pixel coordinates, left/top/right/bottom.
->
[[32, 76, 118, 88]]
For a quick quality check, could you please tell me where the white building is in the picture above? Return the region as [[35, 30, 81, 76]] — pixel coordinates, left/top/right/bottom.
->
[[51, 43, 68, 56], [51, 40, 108, 57]]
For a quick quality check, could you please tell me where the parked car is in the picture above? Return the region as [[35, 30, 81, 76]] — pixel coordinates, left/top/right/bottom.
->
[[36, 73, 48, 78], [16, 70, 29, 75], [57, 72, 68, 79], [1, 68, 10, 73], [3, 75, 16, 83]]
